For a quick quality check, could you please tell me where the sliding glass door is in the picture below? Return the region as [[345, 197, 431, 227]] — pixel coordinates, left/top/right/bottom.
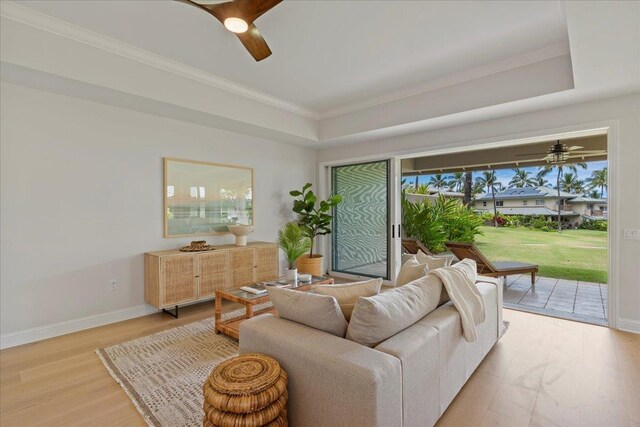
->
[[331, 160, 390, 279]]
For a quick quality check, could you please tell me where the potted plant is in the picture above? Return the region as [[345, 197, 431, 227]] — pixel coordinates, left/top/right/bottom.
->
[[277, 222, 311, 282], [290, 183, 342, 276]]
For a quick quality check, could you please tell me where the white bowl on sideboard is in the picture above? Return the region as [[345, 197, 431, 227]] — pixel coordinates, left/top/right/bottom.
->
[[227, 224, 254, 246]]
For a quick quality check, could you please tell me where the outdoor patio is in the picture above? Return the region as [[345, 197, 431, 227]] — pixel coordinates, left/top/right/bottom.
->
[[502, 274, 608, 325]]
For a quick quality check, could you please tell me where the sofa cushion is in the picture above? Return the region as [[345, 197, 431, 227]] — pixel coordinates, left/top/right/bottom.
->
[[311, 278, 382, 321], [267, 287, 348, 337], [395, 256, 428, 286], [346, 274, 442, 347]]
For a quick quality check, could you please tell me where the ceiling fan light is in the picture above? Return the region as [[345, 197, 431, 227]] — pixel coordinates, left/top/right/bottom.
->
[[224, 17, 248, 33]]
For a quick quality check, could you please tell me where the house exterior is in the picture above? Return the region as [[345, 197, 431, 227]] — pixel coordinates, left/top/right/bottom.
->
[[475, 186, 607, 226], [405, 189, 465, 204]]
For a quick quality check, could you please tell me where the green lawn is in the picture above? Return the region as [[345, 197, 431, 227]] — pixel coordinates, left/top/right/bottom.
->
[[474, 226, 608, 283]]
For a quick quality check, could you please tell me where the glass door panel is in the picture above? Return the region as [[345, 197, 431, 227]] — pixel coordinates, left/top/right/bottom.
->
[[331, 160, 389, 279]]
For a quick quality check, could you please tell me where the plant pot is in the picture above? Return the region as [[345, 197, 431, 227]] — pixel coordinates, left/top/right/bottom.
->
[[296, 254, 324, 277], [285, 267, 298, 282]]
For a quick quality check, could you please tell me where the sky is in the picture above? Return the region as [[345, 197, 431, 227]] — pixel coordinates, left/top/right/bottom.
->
[[406, 160, 608, 196]]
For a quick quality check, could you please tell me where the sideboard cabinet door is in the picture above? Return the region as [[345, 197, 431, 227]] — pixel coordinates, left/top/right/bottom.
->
[[230, 248, 255, 287], [198, 251, 230, 298], [254, 245, 278, 282], [161, 255, 197, 306]]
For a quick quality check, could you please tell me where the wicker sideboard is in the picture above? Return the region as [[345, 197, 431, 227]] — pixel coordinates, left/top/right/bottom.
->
[[144, 242, 278, 315]]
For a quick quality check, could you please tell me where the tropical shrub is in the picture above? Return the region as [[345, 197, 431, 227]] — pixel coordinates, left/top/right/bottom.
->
[[531, 217, 551, 230], [578, 219, 608, 231], [402, 193, 483, 253]]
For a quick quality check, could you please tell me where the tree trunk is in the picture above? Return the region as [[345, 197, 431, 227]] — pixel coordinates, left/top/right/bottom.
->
[[557, 168, 562, 232], [463, 172, 473, 208], [491, 185, 498, 227]]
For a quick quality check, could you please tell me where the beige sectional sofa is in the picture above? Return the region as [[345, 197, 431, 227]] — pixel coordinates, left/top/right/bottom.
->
[[239, 276, 504, 427]]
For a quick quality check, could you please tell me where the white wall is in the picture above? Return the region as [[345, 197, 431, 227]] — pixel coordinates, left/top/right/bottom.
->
[[319, 93, 640, 332], [0, 82, 316, 342]]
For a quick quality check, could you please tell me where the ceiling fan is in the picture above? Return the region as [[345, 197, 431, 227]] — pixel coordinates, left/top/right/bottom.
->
[[176, 0, 282, 61], [515, 140, 606, 164]]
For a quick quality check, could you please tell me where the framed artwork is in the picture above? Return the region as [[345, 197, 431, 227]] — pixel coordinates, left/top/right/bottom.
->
[[164, 158, 253, 237]]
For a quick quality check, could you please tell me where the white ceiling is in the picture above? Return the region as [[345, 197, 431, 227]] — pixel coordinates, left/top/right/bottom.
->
[[12, 0, 568, 114]]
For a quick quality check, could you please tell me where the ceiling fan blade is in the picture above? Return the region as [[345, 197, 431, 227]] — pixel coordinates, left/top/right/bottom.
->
[[514, 152, 548, 157], [568, 150, 606, 154], [239, 0, 283, 23], [175, 0, 228, 23], [236, 23, 272, 61]]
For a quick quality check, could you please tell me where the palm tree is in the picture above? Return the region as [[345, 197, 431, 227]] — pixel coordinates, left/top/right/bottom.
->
[[450, 172, 466, 192], [538, 162, 587, 232], [560, 172, 584, 194], [586, 167, 608, 197], [428, 174, 449, 190], [476, 170, 499, 227], [534, 172, 550, 187], [462, 171, 473, 207], [509, 168, 536, 187], [585, 189, 601, 199]]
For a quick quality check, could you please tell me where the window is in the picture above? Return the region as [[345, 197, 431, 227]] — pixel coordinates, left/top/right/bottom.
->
[[523, 200, 528, 206], [496, 201, 504, 207], [483, 201, 487, 207], [535, 199, 544, 206]]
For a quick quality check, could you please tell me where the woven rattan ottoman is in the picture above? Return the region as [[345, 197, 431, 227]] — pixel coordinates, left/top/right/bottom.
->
[[203, 353, 288, 427]]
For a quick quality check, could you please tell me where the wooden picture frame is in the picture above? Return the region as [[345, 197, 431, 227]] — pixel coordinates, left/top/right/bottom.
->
[[164, 158, 254, 237]]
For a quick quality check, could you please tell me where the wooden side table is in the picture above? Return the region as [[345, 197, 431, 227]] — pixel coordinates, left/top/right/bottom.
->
[[215, 276, 334, 339]]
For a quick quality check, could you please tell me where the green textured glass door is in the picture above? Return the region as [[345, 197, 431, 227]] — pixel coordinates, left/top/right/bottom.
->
[[331, 160, 390, 279]]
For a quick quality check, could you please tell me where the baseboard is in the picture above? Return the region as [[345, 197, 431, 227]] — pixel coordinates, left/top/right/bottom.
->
[[618, 318, 640, 334], [0, 305, 159, 349]]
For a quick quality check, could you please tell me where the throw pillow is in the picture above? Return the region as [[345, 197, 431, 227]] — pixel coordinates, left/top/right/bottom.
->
[[311, 278, 383, 321], [346, 274, 442, 347], [267, 287, 348, 337], [415, 250, 452, 270], [451, 258, 478, 283], [395, 256, 428, 286]]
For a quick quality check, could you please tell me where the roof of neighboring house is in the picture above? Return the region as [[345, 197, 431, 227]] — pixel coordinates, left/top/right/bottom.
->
[[582, 215, 608, 221], [431, 189, 464, 198], [405, 190, 464, 198], [476, 186, 576, 201], [569, 197, 607, 203], [476, 206, 579, 216]]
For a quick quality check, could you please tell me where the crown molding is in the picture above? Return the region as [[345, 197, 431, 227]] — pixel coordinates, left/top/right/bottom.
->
[[0, 1, 574, 125], [318, 42, 572, 119], [0, 1, 320, 120]]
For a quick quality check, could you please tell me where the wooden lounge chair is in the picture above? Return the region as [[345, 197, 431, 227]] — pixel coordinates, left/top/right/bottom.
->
[[401, 238, 433, 255], [445, 242, 538, 284]]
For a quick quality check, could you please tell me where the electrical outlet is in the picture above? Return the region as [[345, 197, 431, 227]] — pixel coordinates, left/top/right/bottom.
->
[[623, 229, 640, 240], [109, 279, 117, 290]]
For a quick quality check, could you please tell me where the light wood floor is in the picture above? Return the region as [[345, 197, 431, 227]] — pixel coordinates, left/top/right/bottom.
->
[[1, 304, 638, 427]]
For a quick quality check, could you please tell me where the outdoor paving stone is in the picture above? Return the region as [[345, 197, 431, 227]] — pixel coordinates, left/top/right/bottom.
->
[[520, 300, 546, 308], [579, 281, 603, 286], [549, 295, 575, 302], [574, 309, 604, 318], [575, 302, 604, 310], [546, 305, 574, 313], [505, 275, 608, 324], [522, 293, 550, 301], [508, 282, 532, 291]]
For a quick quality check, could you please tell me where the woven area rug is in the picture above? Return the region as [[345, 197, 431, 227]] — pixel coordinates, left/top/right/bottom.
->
[[96, 303, 272, 427]]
